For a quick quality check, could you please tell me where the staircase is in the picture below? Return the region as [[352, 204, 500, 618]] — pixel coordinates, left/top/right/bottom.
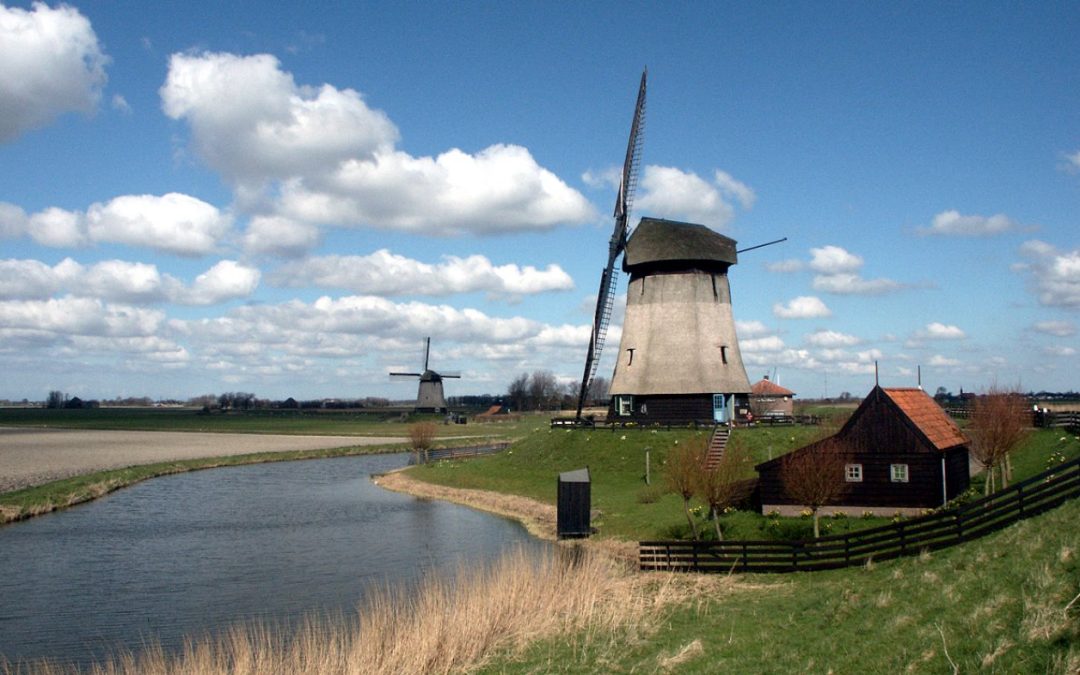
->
[[704, 426, 729, 470]]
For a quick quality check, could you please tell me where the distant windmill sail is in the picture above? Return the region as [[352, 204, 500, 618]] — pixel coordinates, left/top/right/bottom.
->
[[576, 69, 647, 421]]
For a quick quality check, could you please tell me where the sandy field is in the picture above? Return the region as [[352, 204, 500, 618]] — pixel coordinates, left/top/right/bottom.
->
[[0, 427, 403, 493]]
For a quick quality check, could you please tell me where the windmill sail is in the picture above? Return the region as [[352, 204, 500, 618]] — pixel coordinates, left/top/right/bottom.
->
[[575, 70, 647, 421]]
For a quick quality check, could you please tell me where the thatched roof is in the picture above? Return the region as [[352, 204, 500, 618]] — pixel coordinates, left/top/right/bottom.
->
[[623, 218, 737, 271]]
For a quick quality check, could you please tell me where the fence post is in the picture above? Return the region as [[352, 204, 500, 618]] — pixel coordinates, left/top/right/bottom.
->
[[1018, 484, 1025, 517], [742, 541, 748, 572]]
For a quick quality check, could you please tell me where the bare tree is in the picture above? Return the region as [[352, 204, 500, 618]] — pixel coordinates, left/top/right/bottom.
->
[[969, 385, 1029, 494], [46, 390, 66, 409], [528, 370, 559, 410], [507, 373, 529, 412], [665, 437, 707, 539], [695, 435, 754, 540], [586, 376, 610, 406], [779, 439, 851, 538], [408, 421, 438, 464]]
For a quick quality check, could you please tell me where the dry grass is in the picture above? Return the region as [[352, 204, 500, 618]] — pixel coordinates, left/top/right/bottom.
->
[[6, 547, 717, 675]]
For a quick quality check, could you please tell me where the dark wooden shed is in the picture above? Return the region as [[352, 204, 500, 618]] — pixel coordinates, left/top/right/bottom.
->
[[755, 386, 971, 516], [557, 467, 591, 539]]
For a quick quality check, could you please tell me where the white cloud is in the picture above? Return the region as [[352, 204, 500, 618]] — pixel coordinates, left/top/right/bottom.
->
[[917, 322, 967, 340], [0, 2, 107, 141], [1032, 320, 1076, 337], [181, 260, 261, 305], [28, 207, 87, 247], [242, 215, 320, 257], [804, 330, 861, 347], [86, 193, 232, 256], [809, 245, 862, 274], [0, 257, 259, 305], [767, 259, 803, 273], [273, 249, 573, 298], [1042, 345, 1076, 357], [741, 335, 786, 352], [581, 167, 621, 190], [928, 354, 961, 367], [919, 210, 1019, 237], [0, 296, 163, 337], [773, 296, 831, 319], [111, 94, 131, 113], [1017, 240, 1080, 309], [811, 273, 901, 295], [634, 165, 753, 229], [281, 144, 594, 235], [735, 319, 771, 338], [162, 51, 593, 236], [1061, 150, 1080, 173]]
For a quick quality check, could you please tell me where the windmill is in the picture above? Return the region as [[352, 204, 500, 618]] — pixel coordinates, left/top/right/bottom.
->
[[574, 69, 647, 421], [390, 338, 460, 414]]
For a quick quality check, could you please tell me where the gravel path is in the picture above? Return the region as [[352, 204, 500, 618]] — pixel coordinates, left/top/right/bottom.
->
[[0, 427, 404, 493]]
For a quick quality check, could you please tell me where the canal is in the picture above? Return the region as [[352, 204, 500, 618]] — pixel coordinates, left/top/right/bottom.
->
[[0, 453, 546, 667]]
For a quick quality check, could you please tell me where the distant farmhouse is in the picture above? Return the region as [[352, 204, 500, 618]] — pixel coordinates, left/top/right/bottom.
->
[[749, 375, 795, 419], [755, 386, 971, 516]]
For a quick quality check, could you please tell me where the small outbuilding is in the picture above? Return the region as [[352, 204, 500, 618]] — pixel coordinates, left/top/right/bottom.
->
[[755, 386, 971, 516], [749, 375, 795, 419], [557, 467, 592, 539]]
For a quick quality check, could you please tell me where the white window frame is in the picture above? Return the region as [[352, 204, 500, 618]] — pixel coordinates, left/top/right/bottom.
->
[[890, 463, 909, 483], [845, 463, 863, 483], [616, 395, 633, 417]]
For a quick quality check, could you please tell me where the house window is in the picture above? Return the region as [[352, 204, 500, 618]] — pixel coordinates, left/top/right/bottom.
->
[[890, 464, 909, 483], [845, 464, 863, 482], [616, 396, 633, 417]]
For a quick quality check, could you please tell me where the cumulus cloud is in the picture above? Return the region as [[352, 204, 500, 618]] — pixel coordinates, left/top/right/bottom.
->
[[907, 322, 967, 345], [0, 2, 107, 141], [161, 51, 593, 235], [1032, 320, 1076, 337], [773, 296, 831, 319], [928, 354, 961, 367], [1065, 150, 1080, 173], [919, 210, 1019, 237], [804, 329, 861, 347], [1016, 240, 1080, 309], [0, 296, 163, 337], [633, 166, 754, 229], [0, 257, 258, 305], [1043, 345, 1077, 357], [805, 245, 901, 295], [272, 249, 573, 298], [767, 259, 804, 273], [242, 215, 320, 257], [735, 319, 772, 338], [15, 194, 231, 255], [809, 246, 863, 275]]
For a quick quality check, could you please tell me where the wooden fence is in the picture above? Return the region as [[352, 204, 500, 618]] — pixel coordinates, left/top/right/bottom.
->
[[640, 454, 1080, 574], [408, 441, 512, 465]]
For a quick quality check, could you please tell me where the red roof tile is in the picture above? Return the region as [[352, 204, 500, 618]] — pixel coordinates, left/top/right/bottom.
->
[[882, 388, 968, 451], [751, 378, 795, 396]]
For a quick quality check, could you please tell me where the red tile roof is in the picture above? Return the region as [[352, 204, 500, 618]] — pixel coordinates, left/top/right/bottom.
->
[[882, 388, 968, 451], [751, 378, 795, 396]]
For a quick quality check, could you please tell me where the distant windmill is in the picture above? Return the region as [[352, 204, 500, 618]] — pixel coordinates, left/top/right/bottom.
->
[[390, 338, 460, 414]]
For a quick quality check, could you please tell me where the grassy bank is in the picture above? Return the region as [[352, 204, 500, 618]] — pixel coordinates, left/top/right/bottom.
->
[[0, 443, 414, 524]]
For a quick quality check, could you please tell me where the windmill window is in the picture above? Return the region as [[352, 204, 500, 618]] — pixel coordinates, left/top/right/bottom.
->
[[626, 348, 635, 366], [720, 346, 728, 365], [845, 464, 863, 482], [890, 464, 909, 483]]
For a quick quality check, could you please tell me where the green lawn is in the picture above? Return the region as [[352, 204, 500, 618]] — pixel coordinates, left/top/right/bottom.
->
[[410, 423, 1080, 542]]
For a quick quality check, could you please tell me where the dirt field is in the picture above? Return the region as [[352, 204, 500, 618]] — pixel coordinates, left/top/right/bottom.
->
[[0, 427, 404, 493]]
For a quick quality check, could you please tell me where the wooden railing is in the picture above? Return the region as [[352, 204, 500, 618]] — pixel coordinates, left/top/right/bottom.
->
[[640, 454, 1080, 574], [408, 441, 512, 465]]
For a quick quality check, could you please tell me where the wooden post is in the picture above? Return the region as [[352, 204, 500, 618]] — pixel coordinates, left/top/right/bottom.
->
[[645, 447, 651, 485]]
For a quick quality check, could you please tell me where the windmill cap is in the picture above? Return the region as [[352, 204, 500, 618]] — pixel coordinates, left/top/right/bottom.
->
[[623, 217, 738, 271]]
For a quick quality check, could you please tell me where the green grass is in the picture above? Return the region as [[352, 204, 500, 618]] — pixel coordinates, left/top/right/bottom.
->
[[488, 495, 1080, 673], [410, 424, 1080, 542], [0, 406, 535, 438]]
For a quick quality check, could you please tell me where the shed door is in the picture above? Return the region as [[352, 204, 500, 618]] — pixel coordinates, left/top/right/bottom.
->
[[712, 394, 728, 424]]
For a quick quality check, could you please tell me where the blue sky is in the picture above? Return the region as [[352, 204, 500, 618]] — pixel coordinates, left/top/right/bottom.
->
[[1, 1, 1077, 402]]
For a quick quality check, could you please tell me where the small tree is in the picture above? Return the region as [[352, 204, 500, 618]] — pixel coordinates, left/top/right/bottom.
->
[[695, 435, 754, 540], [408, 421, 438, 464], [779, 439, 850, 538], [969, 386, 1029, 494], [665, 437, 707, 539]]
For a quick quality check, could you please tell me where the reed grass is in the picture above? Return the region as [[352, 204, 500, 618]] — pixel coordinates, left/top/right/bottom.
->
[[3, 546, 717, 675]]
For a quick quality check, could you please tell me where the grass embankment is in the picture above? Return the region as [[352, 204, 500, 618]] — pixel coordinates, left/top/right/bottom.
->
[[0, 444, 408, 524], [0, 407, 530, 438]]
